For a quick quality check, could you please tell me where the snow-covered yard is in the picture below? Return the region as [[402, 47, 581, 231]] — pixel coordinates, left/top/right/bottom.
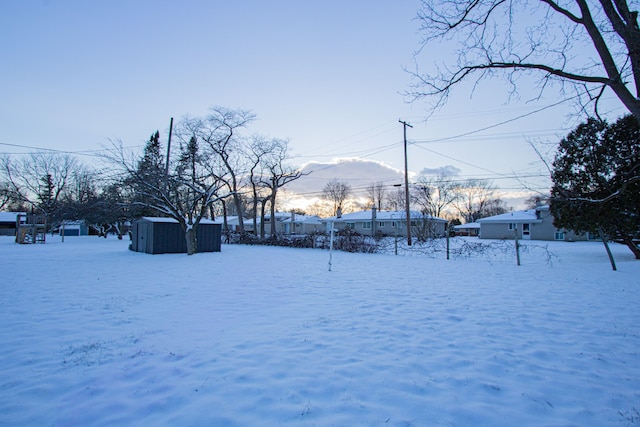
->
[[1, 236, 639, 426]]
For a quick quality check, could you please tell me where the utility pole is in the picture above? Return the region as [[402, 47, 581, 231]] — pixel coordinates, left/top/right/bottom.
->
[[399, 119, 413, 246], [165, 117, 174, 176]]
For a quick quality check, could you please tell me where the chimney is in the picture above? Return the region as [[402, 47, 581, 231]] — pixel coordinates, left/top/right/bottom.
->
[[336, 207, 342, 218]]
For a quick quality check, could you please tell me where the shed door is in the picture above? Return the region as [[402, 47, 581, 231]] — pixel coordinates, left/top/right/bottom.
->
[[522, 223, 531, 240], [137, 222, 146, 251]]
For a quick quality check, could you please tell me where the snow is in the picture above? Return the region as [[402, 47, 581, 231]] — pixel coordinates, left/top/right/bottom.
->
[[1, 236, 639, 426], [477, 209, 539, 223]]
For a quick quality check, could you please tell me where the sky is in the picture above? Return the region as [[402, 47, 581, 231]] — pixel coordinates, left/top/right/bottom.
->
[[0, 1, 629, 211]]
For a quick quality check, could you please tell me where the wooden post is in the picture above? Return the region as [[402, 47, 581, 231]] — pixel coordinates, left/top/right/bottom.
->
[[514, 226, 521, 266], [328, 220, 335, 271], [446, 221, 451, 260]]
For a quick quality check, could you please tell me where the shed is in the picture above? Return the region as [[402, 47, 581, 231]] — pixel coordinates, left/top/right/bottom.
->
[[130, 217, 221, 254], [59, 220, 90, 237], [0, 212, 26, 236]]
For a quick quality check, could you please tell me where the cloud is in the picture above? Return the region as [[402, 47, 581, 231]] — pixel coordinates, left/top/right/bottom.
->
[[418, 165, 461, 177], [284, 157, 405, 197]]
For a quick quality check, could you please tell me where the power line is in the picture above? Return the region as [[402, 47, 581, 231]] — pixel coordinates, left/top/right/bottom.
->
[[414, 95, 580, 145]]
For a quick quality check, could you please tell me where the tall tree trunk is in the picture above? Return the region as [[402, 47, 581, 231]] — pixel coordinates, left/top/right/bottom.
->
[[599, 227, 617, 271], [621, 235, 640, 259], [270, 190, 277, 239], [260, 199, 268, 239], [185, 227, 197, 256], [233, 192, 244, 234]]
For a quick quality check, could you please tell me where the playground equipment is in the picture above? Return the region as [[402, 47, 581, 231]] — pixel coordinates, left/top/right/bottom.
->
[[15, 213, 47, 244]]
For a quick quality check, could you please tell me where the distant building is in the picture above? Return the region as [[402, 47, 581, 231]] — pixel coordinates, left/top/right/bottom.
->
[[323, 209, 448, 238], [0, 212, 26, 236], [453, 222, 480, 237], [477, 205, 598, 241]]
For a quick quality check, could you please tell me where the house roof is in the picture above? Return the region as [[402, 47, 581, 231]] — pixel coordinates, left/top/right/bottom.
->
[[281, 214, 323, 224], [453, 222, 480, 229], [213, 216, 251, 226], [477, 210, 541, 224], [325, 210, 448, 223], [0, 212, 26, 222]]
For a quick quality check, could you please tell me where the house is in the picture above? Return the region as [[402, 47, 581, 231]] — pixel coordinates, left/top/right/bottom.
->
[[57, 220, 90, 237], [214, 216, 253, 233], [477, 205, 598, 241], [130, 217, 221, 254], [323, 209, 448, 238], [0, 212, 26, 236], [279, 214, 323, 235], [453, 222, 480, 237], [257, 212, 292, 236]]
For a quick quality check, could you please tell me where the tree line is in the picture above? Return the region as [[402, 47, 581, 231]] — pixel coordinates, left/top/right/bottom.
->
[[0, 107, 304, 255], [1, 106, 637, 258], [316, 177, 512, 225]]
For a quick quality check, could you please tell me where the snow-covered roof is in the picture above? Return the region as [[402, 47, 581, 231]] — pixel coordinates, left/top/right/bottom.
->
[[139, 217, 216, 224], [477, 209, 540, 223], [281, 214, 322, 224], [212, 216, 250, 226], [453, 222, 480, 229], [326, 210, 448, 223], [0, 212, 26, 222]]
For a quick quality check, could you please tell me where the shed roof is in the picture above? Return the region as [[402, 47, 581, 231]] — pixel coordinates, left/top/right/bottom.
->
[[0, 212, 26, 222], [139, 217, 217, 224]]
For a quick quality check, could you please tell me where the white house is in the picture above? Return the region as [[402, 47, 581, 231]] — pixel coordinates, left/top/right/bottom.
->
[[477, 205, 597, 241], [279, 214, 323, 235], [453, 222, 480, 237], [323, 209, 448, 238]]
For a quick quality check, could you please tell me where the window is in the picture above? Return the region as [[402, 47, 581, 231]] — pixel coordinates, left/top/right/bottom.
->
[[378, 221, 385, 228], [508, 223, 517, 230], [554, 232, 565, 241], [362, 221, 372, 229], [346, 222, 355, 229]]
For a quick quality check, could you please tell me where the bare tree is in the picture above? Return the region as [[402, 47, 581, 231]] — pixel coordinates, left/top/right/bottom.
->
[[411, 1, 640, 122], [482, 198, 510, 217], [322, 179, 352, 216], [182, 107, 256, 234], [260, 139, 305, 239], [2, 152, 78, 226], [525, 194, 550, 209], [412, 174, 459, 218], [454, 179, 497, 223], [246, 136, 274, 236], [0, 179, 14, 210], [386, 187, 406, 211], [365, 181, 387, 211], [105, 132, 229, 255]]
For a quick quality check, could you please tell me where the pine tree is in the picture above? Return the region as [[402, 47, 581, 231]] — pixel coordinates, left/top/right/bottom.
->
[[551, 116, 640, 259]]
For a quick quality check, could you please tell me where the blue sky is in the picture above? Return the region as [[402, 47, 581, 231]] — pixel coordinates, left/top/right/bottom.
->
[[0, 1, 628, 209]]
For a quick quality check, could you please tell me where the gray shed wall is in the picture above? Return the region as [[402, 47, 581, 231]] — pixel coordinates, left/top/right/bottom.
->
[[131, 219, 221, 254]]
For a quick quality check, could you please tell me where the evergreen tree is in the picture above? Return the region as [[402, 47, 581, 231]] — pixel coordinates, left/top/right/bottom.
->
[[551, 116, 640, 259]]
